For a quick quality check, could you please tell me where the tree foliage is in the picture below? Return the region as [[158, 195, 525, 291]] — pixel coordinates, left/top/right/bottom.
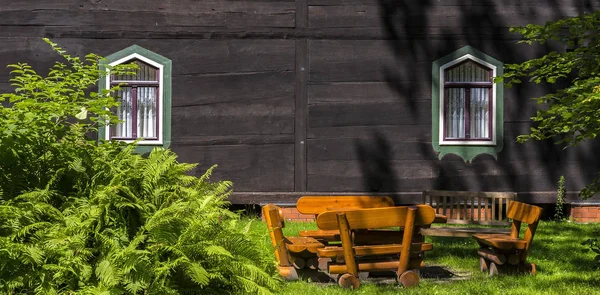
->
[[498, 10, 600, 199], [0, 39, 279, 294]]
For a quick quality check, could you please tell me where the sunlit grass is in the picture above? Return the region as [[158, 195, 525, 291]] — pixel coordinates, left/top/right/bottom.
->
[[248, 219, 600, 295]]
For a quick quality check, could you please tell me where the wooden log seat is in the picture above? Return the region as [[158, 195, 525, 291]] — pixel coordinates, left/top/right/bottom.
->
[[295, 196, 395, 242], [315, 205, 436, 289], [420, 190, 517, 237], [262, 204, 325, 280], [472, 201, 543, 276]]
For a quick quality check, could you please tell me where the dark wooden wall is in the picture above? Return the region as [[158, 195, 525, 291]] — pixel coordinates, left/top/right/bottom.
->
[[1, 0, 600, 204]]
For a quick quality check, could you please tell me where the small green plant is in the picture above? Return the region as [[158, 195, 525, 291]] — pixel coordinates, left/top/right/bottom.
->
[[555, 175, 566, 221], [582, 236, 600, 267]]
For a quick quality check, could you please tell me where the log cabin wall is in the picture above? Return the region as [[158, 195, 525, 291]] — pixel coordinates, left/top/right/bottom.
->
[[1, 0, 599, 205]]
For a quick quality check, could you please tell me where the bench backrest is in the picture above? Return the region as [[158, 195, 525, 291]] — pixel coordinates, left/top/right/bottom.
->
[[316, 205, 436, 231], [262, 204, 290, 266], [422, 190, 517, 225], [507, 200, 543, 254], [297, 196, 394, 215]]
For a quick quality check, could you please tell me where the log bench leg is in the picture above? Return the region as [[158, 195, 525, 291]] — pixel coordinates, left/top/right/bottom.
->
[[398, 270, 420, 288], [338, 273, 360, 289], [277, 266, 299, 280], [484, 260, 537, 276]]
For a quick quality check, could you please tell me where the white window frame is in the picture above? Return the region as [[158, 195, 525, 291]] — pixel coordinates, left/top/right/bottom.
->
[[439, 54, 497, 146], [104, 53, 164, 145]]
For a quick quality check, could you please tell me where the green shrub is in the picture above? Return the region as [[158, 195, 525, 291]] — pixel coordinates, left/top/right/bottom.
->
[[555, 176, 566, 221], [0, 39, 278, 294]]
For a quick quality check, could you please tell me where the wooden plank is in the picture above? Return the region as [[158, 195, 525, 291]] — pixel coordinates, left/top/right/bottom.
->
[[263, 204, 291, 266], [295, 39, 309, 191], [171, 144, 294, 192], [307, 139, 435, 161], [308, 4, 580, 29], [0, 2, 296, 28], [171, 97, 294, 137], [485, 196, 489, 221], [40, 39, 295, 75], [174, 134, 294, 146], [308, 101, 432, 128], [478, 195, 482, 222], [171, 71, 294, 107], [228, 191, 423, 205], [44, 25, 530, 40], [296, 0, 308, 28], [507, 201, 543, 224], [328, 259, 424, 274], [318, 243, 433, 258], [285, 236, 325, 253], [309, 40, 419, 82], [296, 196, 394, 214], [308, 125, 432, 142], [307, 0, 579, 6], [472, 234, 528, 250], [421, 227, 510, 238], [308, 5, 382, 28], [309, 82, 431, 104], [477, 248, 506, 265], [492, 197, 496, 222], [316, 205, 436, 230], [227, 191, 600, 205], [425, 191, 517, 199], [0, 0, 296, 11], [471, 197, 475, 221], [306, 161, 439, 192], [336, 213, 358, 276]]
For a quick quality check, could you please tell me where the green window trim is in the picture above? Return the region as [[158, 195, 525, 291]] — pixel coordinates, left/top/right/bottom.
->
[[432, 46, 504, 162], [98, 45, 172, 154]]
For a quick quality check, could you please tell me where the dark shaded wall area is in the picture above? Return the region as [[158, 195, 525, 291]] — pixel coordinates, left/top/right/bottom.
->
[[1, 0, 599, 204]]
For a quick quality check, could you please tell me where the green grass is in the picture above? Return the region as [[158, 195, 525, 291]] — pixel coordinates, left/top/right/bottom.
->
[[248, 219, 600, 295]]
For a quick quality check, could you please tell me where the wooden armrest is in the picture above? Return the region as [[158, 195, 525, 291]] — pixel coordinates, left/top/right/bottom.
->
[[433, 214, 448, 223], [472, 234, 527, 250]]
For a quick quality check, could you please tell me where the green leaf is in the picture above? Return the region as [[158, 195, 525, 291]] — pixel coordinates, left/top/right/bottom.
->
[[75, 107, 88, 120]]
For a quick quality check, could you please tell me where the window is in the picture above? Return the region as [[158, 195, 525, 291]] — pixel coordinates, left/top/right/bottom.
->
[[432, 46, 504, 161], [441, 58, 494, 144], [99, 45, 172, 151]]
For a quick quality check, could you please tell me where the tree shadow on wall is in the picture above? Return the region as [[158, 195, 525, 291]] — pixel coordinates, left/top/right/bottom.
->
[[355, 132, 397, 193], [374, 0, 598, 195]]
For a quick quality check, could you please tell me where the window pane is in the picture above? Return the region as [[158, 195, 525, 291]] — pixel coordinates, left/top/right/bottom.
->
[[445, 60, 490, 82], [445, 88, 465, 139], [470, 88, 490, 139], [137, 87, 157, 139], [112, 60, 158, 81], [114, 87, 133, 138]]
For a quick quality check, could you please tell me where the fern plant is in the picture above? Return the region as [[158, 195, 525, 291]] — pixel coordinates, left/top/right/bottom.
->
[[0, 40, 279, 294]]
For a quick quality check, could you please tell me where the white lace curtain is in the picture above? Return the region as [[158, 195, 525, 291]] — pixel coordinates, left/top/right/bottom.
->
[[445, 61, 490, 139], [112, 60, 159, 139], [114, 87, 157, 139]]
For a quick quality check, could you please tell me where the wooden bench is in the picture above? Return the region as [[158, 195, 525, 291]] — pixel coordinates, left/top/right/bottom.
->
[[473, 201, 543, 276], [419, 190, 517, 237], [296, 196, 395, 242], [316, 205, 436, 289], [262, 204, 325, 280]]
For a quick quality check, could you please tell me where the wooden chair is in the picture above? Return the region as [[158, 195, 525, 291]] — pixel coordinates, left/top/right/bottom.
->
[[316, 205, 436, 289], [472, 201, 543, 276], [296, 196, 395, 242], [262, 204, 325, 279]]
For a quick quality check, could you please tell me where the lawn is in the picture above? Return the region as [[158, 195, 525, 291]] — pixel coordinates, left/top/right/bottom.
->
[[249, 219, 600, 295]]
